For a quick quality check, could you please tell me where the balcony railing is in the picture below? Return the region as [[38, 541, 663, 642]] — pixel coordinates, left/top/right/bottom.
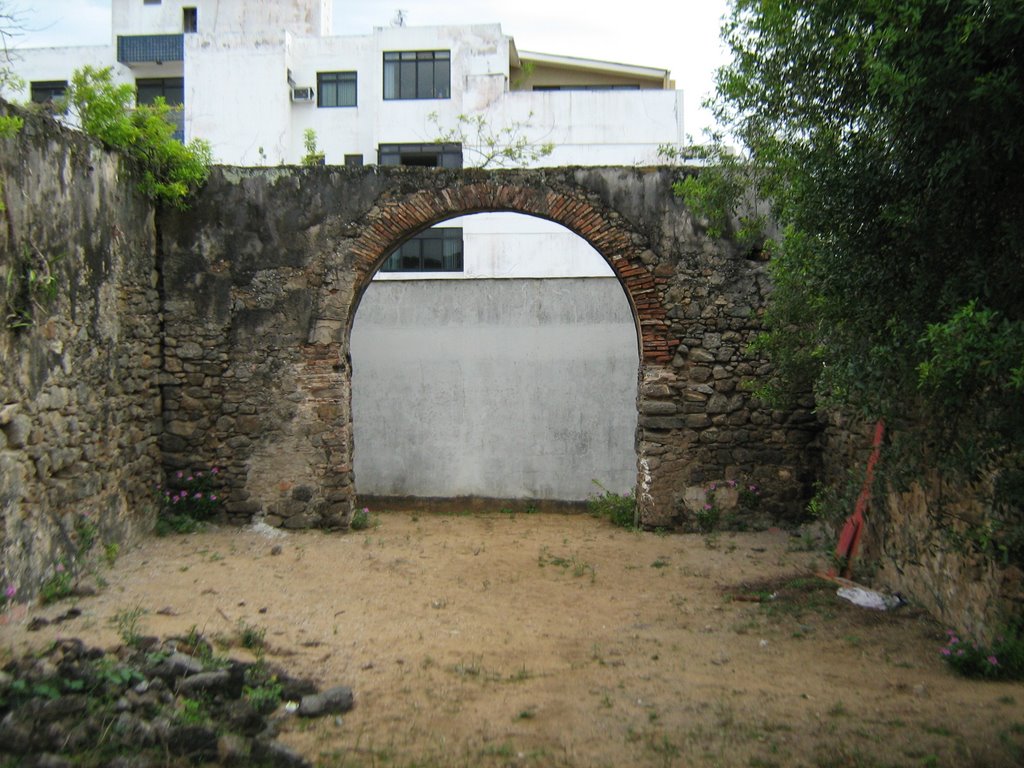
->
[[117, 34, 184, 65]]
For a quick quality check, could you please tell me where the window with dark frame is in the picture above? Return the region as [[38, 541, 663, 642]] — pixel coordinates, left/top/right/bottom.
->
[[377, 142, 462, 168], [136, 77, 184, 106], [532, 84, 641, 91], [383, 50, 450, 100], [30, 80, 68, 104], [143, 0, 161, 5], [381, 228, 464, 273], [317, 71, 357, 107], [183, 7, 197, 33]]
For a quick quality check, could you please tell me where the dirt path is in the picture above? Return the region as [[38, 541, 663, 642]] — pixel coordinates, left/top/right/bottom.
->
[[2, 512, 1022, 767]]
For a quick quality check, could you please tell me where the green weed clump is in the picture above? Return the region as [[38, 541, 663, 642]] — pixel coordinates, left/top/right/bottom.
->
[[587, 481, 636, 529]]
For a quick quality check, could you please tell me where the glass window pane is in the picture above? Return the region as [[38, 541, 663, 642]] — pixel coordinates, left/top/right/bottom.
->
[[400, 61, 416, 98], [383, 61, 397, 99], [435, 60, 450, 98]]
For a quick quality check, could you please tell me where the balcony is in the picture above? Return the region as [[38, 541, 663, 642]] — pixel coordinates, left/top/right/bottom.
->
[[117, 34, 184, 66]]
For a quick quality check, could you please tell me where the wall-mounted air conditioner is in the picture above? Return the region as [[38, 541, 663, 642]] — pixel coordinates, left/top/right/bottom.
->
[[291, 87, 315, 103]]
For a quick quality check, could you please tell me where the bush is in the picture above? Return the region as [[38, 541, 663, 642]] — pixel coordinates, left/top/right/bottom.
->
[[587, 481, 636, 529], [940, 627, 1024, 680]]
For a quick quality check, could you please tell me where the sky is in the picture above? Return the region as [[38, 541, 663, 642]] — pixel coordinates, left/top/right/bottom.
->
[[11, 0, 733, 139]]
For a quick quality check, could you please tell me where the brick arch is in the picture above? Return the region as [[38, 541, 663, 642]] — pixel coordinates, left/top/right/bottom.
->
[[345, 182, 676, 364]]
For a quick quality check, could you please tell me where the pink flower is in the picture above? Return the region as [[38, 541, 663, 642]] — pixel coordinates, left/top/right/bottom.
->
[[949, 636, 960, 645], [709, 483, 717, 491], [55, 563, 65, 573], [210, 495, 217, 501], [939, 648, 951, 656], [703, 503, 712, 510], [176, 471, 183, 479], [193, 492, 202, 500], [196, 471, 204, 478], [363, 507, 369, 514], [187, 476, 194, 482], [987, 655, 999, 666], [211, 467, 220, 475], [4, 585, 16, 599]]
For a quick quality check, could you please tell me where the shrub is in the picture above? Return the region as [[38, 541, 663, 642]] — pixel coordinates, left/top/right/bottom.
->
[[940, 627, 1024, 680], [156, 467, 223, 535], [588, 481, 636, 529]]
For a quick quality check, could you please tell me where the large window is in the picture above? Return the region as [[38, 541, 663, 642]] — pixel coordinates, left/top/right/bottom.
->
[[30, 80, 67, 104], [381, 228, 463, 273], [318, 71, 356, 108], [136, 77, 184, 106], [383, 51, 450, 100], [183, 7, 197, 33], [378, 142, 462, 168]]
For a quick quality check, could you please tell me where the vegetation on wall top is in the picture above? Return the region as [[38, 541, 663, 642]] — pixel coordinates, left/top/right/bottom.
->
[[66, 66, 211, 208]]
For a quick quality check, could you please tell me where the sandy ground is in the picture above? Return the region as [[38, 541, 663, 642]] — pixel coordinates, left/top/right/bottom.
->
[[2, 511, 1023, 768]]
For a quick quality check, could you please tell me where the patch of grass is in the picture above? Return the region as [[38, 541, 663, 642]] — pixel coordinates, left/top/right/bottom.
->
[[515, 708, 536, 720], [538, 547, 596, 581], [350, 506, 377, 531], [651, 557, 670, 569], [103, 542, 120, 567]]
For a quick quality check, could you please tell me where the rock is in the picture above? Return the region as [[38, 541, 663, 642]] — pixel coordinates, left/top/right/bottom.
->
[[168, 724, 219, 761], [217, 732, 252, 766], [250, 738, 311, 767], [297, 686, 354, 717], [175, 669, 231, 696], [147, 651, 204, 680]]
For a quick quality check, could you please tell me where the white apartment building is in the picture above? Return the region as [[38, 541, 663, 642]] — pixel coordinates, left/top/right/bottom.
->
[[11, 0, 686, 503]]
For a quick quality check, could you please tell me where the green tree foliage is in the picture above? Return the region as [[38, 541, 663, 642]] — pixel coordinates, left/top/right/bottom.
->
[[66, 66, 211, 207], [698, 0, 1024, 562], [707, 0, 1024, 430]]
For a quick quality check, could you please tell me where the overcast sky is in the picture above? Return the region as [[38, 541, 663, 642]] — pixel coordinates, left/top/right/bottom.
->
[[12, 0, 732, 139]]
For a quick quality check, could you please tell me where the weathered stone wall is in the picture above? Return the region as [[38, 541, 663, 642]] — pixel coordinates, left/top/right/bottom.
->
[[821, 413, 1020, 640], [0, 106, 162, 598], [159, 165, 821, 530]]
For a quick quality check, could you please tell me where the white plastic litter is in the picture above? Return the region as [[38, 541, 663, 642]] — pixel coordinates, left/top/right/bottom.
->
[[836, 586, 904, 611], [248, 521, 288, 539]]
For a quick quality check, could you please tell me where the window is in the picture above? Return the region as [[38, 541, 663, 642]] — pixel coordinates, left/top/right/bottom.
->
[[317, 71, 356, 107], [136, 77, 184, 106], [183, 7, 197, 33], [378, 142, 462, 168], [30, 80, 67, 104], [383, 50, 450, 100], [381, 228, 463, 272], [143, 0, 161, 5], [533, 84, 641, 91], [344, 154, 363, 168]]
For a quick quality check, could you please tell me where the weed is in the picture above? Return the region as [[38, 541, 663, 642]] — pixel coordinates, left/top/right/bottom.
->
[[112, 605, 147, 647], [515, 708, 536, 720], [243, 676, 283, 714], [587, 480, 636, 529], [103, 542, 120, 567], [40, 561, 73, 604], [177, 697, 208, 725], [827, 702, 848, 718], [651, 557, 670, 569], [350, 506, 374, 531], [939, 626, 1024, 679], [238, 620, 267, 651]]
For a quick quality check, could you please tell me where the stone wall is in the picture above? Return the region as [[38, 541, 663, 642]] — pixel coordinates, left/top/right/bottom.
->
[[0, 105, 161, 599], [159, 165, 821, 530], [821, 413, 1020, 641]]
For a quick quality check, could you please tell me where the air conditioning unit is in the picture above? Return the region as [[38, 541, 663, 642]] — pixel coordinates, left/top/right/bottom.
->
[[291, 86, 315, 103]]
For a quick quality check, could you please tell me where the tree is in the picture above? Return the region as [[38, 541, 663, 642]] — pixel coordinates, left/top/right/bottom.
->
[[699, 0, 1024, 556], [428, 110, 553, 168]]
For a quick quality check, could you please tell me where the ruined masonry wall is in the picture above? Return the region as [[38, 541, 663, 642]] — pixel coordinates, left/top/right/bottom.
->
[[0, 106, 161, 599], [159, 166, 821, 530]]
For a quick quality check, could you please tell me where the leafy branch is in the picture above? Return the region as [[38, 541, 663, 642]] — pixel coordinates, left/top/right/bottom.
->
[[428, 110, 553, 168], [65, 66, 211, 208]]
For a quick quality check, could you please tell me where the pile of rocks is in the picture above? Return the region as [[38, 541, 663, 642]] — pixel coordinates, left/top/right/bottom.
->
[[0, 634, 353, 767]]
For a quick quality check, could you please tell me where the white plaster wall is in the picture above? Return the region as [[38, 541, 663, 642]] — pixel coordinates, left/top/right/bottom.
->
[[112, 0, 331, 38], [350, 276, 639, 501]]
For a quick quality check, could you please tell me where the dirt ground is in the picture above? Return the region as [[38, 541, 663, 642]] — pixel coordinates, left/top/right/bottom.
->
[[2, 511, 1023, 767]]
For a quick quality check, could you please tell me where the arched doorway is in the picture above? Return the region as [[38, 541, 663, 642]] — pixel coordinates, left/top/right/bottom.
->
[[350, 213, 639, 506]]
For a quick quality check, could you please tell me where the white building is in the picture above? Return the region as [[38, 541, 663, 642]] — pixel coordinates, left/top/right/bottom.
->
[[11, 0, 687, 503]]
